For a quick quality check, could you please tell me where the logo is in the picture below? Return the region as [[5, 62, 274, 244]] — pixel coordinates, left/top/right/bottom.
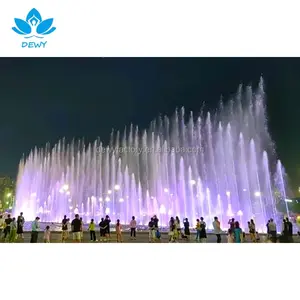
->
[[12, 8, 56, 48]]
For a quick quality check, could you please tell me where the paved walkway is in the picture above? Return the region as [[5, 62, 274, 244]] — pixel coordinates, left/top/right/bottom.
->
[[1, 231, 299, 243]]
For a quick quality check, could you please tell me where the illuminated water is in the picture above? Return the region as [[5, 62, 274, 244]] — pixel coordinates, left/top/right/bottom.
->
[[14, 78, 287, 231]]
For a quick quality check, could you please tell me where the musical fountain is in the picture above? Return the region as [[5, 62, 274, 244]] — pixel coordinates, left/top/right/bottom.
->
[[14, 78, 288, 231]]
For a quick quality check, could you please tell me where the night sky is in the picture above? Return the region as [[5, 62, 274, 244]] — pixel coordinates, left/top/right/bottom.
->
[[0, 58, 299, 192]]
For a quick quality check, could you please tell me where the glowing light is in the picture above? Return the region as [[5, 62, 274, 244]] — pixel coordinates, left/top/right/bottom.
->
[[63, 184, 69, 191], [91, 196, 96, 202], [168, 209, 172, 216], [114, 185, 120, 191], [190, 179, 196, 185], [6, 193, 12, 197], [107, 190, 112, 194], [285, 199, 292, 203], [31, 192, 37, 197], [119, 198, 124, 202], [5, 202, 8, 205], [105, 197, 110, 202], [68, 199, 72, 202], [226, 191, 230, 197], [66, 191, 70, 195], [9, 206, 12, 210], [69, 206, 73, 210], [99, 197, 103, 202], [226, 204, 234, 217], [164, 188, 169, 193], [59, 189, 64, 194], [254, 191, 261, 197], [237, 210, 243, 216], [242, 189, 247, 192], [159, 204, 166, 214], [105, 207, 110, 214], [74, 208, 79, 214]]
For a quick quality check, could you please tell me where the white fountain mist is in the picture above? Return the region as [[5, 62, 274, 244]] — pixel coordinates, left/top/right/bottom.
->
[[14, 78, 288, 229]]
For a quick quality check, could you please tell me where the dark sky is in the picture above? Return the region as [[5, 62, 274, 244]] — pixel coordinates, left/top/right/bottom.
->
[[0, 58, 299, 191]]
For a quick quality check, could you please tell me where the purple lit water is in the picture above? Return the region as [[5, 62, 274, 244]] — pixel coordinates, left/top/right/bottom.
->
[[14, 78, 288, 231]]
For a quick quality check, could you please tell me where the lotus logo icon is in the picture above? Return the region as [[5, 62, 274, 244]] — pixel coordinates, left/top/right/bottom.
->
[[12, 8, 56, 48]]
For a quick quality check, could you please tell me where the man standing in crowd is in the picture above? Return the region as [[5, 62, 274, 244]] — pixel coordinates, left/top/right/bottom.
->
[[268, 218, 277, 243], [30, 217, 40, 243], [213, 216, 222, 243], [71, 214, 82, 243]]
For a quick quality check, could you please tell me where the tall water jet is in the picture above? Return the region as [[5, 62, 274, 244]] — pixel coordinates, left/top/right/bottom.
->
[[15, 79, 286, 230]]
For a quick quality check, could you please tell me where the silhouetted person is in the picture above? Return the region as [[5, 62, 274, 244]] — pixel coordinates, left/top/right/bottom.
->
[[199, 217, 207, 242], [99, 218, 107, 242], [286, 217, 293, 243], [183, 218, 190, 240], [153, 215, 159, 229], [281, 219, 289, 242], [104, 215, 111, 240], [266, 220, 270, 238], [4, 214, 13, 241], [71, 214, 82, 242], [228, 218, 235, 232]]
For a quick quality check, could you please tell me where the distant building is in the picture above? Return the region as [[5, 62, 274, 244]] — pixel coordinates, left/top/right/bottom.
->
[[0, 176, 15, 212]]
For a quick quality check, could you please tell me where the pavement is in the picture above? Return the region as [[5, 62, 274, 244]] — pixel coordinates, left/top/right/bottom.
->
[[1, 231, 299, 243]]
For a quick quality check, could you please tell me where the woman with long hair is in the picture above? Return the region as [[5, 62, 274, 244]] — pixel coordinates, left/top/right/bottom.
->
[[169, 217, 175, 242], [233, 221, 242, 243]]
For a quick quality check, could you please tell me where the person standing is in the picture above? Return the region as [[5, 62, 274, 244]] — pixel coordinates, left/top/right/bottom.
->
[[213, 216, 222, 243], [104, 215, 111, 241], [199, 217, 207, 243], [153, 215, 159, 229], [233, 221, 242, 243], [99, 218, 107, 242], [88, 219, 97, 242], [61, 215, 68, 242], [80, 217, 84, 242], [286, 217, 293, 243], [116, 219, 123, 242], [168, 217, 175, 242], [195, 219, 201, 242], [268, 218, 277, 243], [17, 212, 25, 240], [228, 218, 235, 232], [9, 218, 17, 243], [266, 220, 270, 239], [0, 215, 5, 239], [249, 219, 256, 242], [30, 217, 40, 243], [44, 226, 51, 243], [183, 218, 190, 241], [175, 216, 181, 240], [149, 218, 155, 242], [71, 214, 82, 243], [130, 216, 137, 240], [4, 214, 13, 241]]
